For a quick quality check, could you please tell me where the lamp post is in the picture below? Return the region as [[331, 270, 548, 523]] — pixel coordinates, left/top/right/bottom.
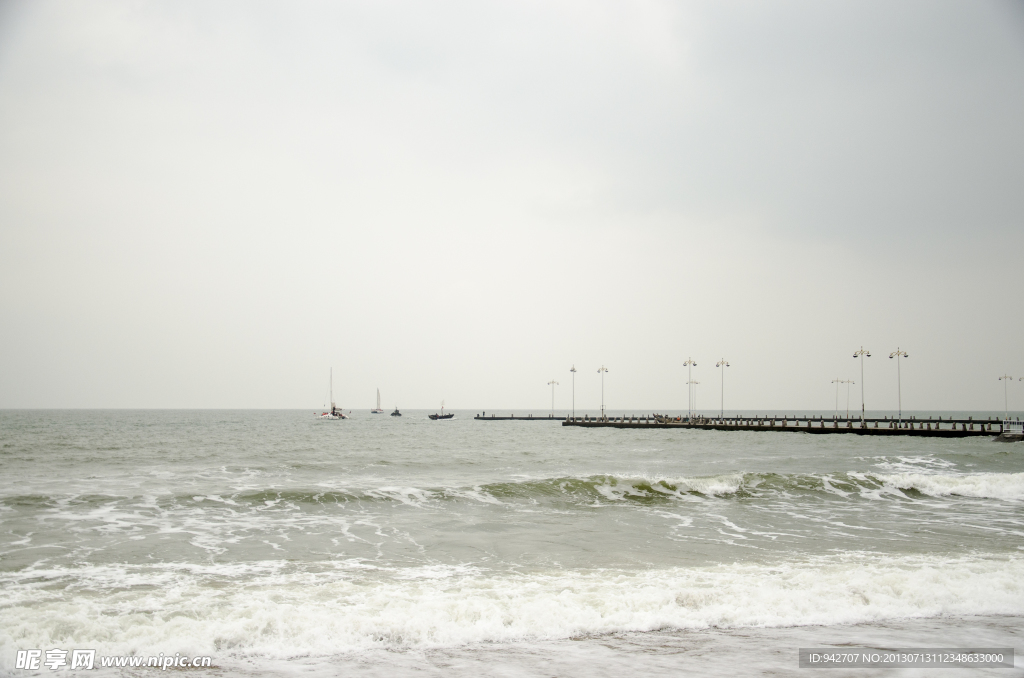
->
[[683, 357, 697, 418], [716, 359, 729, 419], [999, 374, 1014, 420], [844, 379, 854, 420], [597, 365, 609, 420], [547, 379, 559, 416], [852, 347, 871, 424], [689, 380, 700, 414], [569, 366, 576, 420], [831, 378, 842, 419], [889, 348, 908, 425]]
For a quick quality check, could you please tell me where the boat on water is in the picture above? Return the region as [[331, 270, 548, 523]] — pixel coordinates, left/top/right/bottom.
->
[[318, 368, 348, 419], [390, 407, 402, 417], [371, 388, 384, 414], [428, 401, 454, 420]]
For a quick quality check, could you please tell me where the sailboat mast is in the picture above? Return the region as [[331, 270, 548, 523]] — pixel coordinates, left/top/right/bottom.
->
[[330, 367, 334, 407]]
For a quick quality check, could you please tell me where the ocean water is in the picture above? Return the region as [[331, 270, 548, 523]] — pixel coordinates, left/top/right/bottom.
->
[[1, 409, 1022, 676]]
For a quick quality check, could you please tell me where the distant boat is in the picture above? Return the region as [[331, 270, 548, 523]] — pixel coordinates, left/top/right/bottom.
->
[[428, 401, 454, 420], [390, 407, 402, 417], [371, 388, 384, 414], [318, 368, 347, 420]]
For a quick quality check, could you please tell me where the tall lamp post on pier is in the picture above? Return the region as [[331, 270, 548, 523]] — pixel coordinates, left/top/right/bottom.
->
[[843, 379, 854, 420], [683, 357, 697, 418], [569, 366, 576, 420], [831, 378, 842, 419], [689, 380, 700, 414], [852, 347, 871, 424], [889, 348, 908, 425], [716, 359, 729, 418], [547, 379, 559, 417], [597, 365, 609, 420], [999, 374, 1014, 420]]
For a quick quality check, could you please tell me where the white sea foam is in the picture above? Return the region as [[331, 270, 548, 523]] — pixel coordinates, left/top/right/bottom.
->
[[876, 472, 1024, 500], [364, 487, 434, 506], [1, 554, 1022, 667], [675, 474, 746, 496], [445, 487, 503, 505], [592, 474, 746, 500]]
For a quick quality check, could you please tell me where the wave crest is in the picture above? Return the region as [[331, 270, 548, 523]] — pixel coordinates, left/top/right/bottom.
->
[[876, 472, 1024, 500], [2, 555, 1021, 660]]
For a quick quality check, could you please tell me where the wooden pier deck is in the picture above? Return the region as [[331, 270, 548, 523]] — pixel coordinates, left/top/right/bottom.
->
[[474, 413, 564, 421], [561, 415, 1011, 438]]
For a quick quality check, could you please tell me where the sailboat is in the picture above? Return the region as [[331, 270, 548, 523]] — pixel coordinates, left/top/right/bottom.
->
[[428, 401, 454, 420], [371, 388, 384, 414], [318, 368, 347, 419]]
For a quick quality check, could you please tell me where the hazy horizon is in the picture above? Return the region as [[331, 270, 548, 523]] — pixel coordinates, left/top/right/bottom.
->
[[2, 0, 1022, 411], [2, 408, 1020, 418]]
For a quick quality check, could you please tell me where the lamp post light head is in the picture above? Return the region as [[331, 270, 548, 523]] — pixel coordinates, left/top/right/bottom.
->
[[716, 360, 729, 368], [570, 366, 576, 374]]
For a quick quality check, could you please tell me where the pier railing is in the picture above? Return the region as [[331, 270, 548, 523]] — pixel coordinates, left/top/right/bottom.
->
[[560, 414, 1018, 437]]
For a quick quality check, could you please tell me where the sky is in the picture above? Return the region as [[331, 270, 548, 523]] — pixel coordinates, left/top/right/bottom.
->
[[0, 0, 1022, 412]]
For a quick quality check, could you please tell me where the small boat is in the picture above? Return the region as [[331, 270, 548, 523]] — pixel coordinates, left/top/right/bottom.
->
[[371, 388, 384, 414], [428, 401, 454, 420], [319, 368, 348, 419], [390, 407, 402, 417]]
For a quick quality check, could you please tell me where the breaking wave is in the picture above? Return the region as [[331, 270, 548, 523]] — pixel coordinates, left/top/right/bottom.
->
[[2, 471, 1022, 510], [1, 554, 1021, 663], [874, 472, 1024, 501]]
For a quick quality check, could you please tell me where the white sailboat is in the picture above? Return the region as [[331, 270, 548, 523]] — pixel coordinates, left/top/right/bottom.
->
[[319, 368, 347, 419], [371, 388, 384, 414]]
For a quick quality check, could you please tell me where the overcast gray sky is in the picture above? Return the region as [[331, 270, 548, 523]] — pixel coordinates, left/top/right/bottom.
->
[[1, 0, 1022, 411]]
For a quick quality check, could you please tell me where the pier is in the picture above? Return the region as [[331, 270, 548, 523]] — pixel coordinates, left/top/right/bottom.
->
[[561, 414, 1014, 438], [474, 413, 564, 421]]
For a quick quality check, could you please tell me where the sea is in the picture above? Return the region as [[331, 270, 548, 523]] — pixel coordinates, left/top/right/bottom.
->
[[1, 409, 1022, 677]]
